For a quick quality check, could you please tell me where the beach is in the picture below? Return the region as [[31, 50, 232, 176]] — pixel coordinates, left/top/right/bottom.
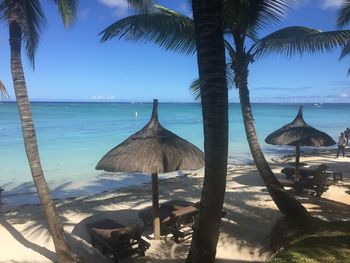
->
[[1, 149, 349, 263], [1, 0, 350, 262]]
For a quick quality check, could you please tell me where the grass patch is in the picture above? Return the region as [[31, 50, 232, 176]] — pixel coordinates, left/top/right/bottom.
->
[[269, 221, 350, 263]]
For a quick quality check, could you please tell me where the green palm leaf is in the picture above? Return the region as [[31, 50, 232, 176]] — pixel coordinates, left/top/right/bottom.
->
[[100, 5, 196, 55], [52, 0, 78, 27], [340, 42, 350, 59], [337, 0, 350, 65], [125, 0, 155, 13], [0, 0, 47, 67], [337, 0, 350, 27], [22, 0, 46, 67], [252, 26, 350, 58], [190, 64, 235, 100], [0, 80, 9, 100], [224, 0, 295, 40]]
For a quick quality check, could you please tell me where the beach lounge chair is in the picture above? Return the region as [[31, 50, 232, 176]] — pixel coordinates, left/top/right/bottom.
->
[[86, 219, 150, 263], [293, 170, 331, 197], [281, 164, 328, 180], [139, 200, 197, 242], [139, 200, 226, 243], [278, 164, 331, 197], [164, 204, 198, 242]]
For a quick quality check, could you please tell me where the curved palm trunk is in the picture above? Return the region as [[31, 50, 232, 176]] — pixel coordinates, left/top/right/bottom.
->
[[9, 20, 80, 263], [187, 1, 228, 262], [234, 57, 310, 219]]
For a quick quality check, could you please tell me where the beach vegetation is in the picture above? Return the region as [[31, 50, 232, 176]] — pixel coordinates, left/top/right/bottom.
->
[[0, 0, 81, 262], [98, 0, 350, 220], [186, 1, 228, 262], [269, 220, 350, 263]]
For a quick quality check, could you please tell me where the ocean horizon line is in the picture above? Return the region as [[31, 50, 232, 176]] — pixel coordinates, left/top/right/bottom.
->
[[1, 100, 349, 105]]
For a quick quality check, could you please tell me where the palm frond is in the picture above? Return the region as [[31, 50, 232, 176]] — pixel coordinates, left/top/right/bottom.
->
[[190, 64, 235, 101], [340, 42, 350, 59], [52, 0, 78, 27], [0, 80, 10, 100], [22, 0, 46, 67], [0, 0, 9, 22], [253, 26, 350, 58], [337, 0, 350, 27], [100, 6, 195, 55], [190, 79, 201, 100], [224, 0, 295, 38], [224, 39, 236, 58], [125, 0, 155, 13]]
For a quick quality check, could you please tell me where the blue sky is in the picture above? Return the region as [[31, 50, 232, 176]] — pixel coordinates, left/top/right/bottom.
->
[[0, 0, 350, 103]]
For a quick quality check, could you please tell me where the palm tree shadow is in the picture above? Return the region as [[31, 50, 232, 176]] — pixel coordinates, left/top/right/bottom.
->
[[297, 194, 350, 221], [0, 218, 56, 261]]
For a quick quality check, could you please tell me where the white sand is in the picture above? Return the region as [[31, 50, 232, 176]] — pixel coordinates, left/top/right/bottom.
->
[[0, 149, 349, 263]]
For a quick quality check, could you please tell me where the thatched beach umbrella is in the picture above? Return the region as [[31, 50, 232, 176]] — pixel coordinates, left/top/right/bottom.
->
[[96, 99, 204, 239], [265, 106, 335, 178]]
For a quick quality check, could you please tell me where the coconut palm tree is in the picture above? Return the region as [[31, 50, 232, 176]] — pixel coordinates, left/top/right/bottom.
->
[[0, 1, 81, 262], [187, 0, 227, 262], [100, 0, 350, 219]]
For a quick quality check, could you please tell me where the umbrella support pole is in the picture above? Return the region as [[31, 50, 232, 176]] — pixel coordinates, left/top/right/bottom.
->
[[295, 146, 300, 180], [151, 173, 161, 240]]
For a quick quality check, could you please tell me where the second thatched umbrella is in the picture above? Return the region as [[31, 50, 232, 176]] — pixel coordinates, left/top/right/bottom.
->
[[96, 99, 204, 239], [265, 105, 336, 178]]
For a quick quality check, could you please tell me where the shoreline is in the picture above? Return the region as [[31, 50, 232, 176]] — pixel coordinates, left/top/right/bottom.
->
[[0, 148, 349, 262], [0, 147, 342, 211]]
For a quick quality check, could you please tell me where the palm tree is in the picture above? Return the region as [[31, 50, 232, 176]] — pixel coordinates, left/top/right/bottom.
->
[[0, 1, 81, 262], [337, 0, 350, 71], [100, 0, 350, 219], [187, 1, 227, 262]]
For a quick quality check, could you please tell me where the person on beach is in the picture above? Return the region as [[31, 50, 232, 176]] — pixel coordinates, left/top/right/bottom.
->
[[344, 128, 350, 145], [337, 132, 347, 158]]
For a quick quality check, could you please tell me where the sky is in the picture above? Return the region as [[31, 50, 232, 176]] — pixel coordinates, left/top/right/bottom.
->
[[0, 0, 350, 103]]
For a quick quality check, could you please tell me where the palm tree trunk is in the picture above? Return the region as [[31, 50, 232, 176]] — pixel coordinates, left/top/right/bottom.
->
[[234, 58, 310, 219], [9, 20, 80, 263], [187, 1, 228, 262]]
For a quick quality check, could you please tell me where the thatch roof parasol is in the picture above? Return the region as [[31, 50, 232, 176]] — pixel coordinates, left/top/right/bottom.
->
[[96, 99, 204, 239], [265, 105, 335, 178]]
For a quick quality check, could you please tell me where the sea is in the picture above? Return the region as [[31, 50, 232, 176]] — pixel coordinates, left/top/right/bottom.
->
[[0, 102, 348, 206]]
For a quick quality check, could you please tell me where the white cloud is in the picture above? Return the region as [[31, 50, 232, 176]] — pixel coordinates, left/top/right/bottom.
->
[[98, 0, 128, 8], [321, 0, 343, 9], [295, 0, 311, 8], [78, 8, 91, 20], [98, 0, 130, 17], [91, 95, 116, 101], [340, 92, 349, 98]]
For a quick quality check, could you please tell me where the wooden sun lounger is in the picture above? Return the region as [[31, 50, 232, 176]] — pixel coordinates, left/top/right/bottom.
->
[[139, 200, 197, 242], [86, 219, 150, 263], [295, 171, 332, 197], [278, 169, 332, 197], [281, 164, 328, 180], [163, 205, 198, 243], [139, 200, 226, 243]]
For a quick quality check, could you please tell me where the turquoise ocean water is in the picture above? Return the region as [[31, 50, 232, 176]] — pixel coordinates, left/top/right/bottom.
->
[[0, 102, 348, 203]]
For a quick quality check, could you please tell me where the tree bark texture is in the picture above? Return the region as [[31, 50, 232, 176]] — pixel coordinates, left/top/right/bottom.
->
[[187, 1, 228, 262], [8, 11, 81, 263], [233, 55, 310, 220]]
